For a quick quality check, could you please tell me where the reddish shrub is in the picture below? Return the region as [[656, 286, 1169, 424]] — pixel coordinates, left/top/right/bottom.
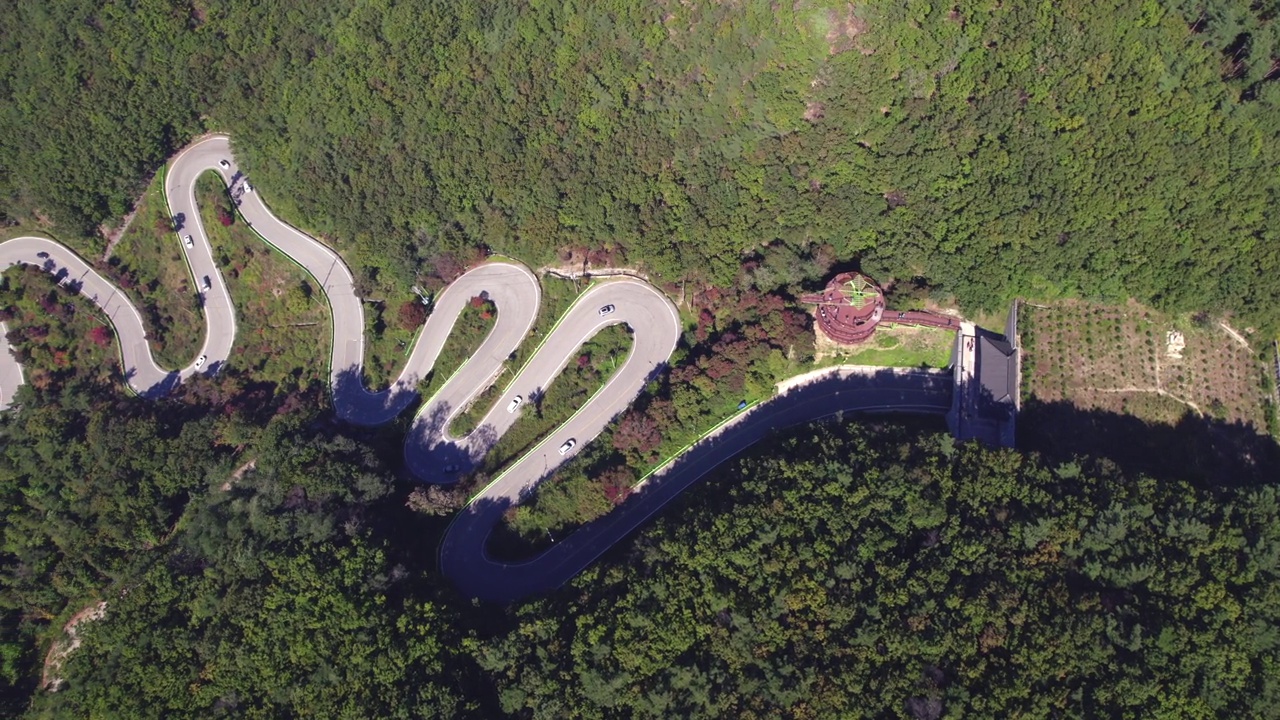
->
[[398, 300, 428, 330], [88, 325, 113, 348], [599, 466, 635, 505]]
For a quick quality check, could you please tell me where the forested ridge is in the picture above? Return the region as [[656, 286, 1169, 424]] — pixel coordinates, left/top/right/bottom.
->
[[3, 385, 1279, 717], [3, 0, 1280, 328]]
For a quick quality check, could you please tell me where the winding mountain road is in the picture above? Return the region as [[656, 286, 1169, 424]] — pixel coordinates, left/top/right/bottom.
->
[[0, 135, 953, 603]]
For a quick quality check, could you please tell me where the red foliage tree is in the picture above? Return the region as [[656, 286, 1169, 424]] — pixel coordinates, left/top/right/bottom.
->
[[88, 325, 113, 348], [398, 300, 428, 331], [598, 466, 635, 505], [216, 206, 234, 226], [612, 408, 663, 455]]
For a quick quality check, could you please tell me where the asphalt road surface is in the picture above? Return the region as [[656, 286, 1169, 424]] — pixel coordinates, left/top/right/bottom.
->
[[0, 134, 954, 604], [440, 367, 952, 603]]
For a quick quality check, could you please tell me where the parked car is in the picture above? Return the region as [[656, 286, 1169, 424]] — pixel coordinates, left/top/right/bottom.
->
[[242, 181, 254, 193], [194, 354, 207, 370], [558, 438, 577, 455], [184, 235, 194, 249], [507, 395, 523, 413], [598, 304, 615, 316], [218, 159, 230, 169], [202, 276, 211, 292]]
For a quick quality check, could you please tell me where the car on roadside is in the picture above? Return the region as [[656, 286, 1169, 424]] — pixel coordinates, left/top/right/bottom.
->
[[558, 438, 576, 455], [202, 276, 211, 292], [242, 181, 254, 193], [184, 235, 194, 249], [598, 304, 615, 316], [218, 159, 230, 169], [36, 251, 49, 259], [194, 354, 206, 370], [507, 395, 522, 413]]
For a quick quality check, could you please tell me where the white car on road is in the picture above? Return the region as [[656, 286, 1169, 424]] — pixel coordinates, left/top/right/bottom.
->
[[558, 438, 577, 455], [194, 354, 207, 370], [184, 235, 194, 249], [507, 396, 522, 413]]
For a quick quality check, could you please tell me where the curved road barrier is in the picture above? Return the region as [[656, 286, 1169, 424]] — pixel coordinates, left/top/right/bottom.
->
[[0, 135, 953, 603]]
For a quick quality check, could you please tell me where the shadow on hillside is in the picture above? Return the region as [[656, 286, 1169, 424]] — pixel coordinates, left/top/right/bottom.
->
[[331, 363, 420, 422], [1018, 398, 1279, 488]]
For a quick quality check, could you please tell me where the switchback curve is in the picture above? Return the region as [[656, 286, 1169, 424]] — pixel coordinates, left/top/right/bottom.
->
[[0, 135, 679, 559], [1, 135, 953, 604]]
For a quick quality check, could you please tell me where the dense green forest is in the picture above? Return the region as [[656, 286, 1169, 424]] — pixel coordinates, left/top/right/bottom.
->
[[3, 384, 1279, 717], [5, 0, 1280, 716], [3, 0, 1280, 328]]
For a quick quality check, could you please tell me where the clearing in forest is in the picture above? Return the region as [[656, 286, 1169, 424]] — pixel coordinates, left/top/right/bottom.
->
[[1019, 300, 1273, 433]]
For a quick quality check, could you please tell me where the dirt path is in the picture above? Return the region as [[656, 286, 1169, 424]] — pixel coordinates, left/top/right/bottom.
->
[[41, 601, 107, 692], [1219, 322, 1251, 350], [220, 458, 257, 491], [98, 207, 139, 261], [99, 167, 163, 261], [541, 265, 650, 282]]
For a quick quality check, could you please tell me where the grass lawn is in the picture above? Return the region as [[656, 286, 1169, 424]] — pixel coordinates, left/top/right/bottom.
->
[[196, 173, 330, 393], [445, 275, 584, 436], [815, 323, 955, 370], [362, 299, 422, 389], [0, 170, 202, 370]]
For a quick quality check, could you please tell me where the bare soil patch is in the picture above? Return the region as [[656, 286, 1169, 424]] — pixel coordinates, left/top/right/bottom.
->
[[816, 3, 869, 55], [41, 601, 107, 692]]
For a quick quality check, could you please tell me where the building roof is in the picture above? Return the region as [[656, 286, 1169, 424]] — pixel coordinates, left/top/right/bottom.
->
[[978, 334, 1017, 410]]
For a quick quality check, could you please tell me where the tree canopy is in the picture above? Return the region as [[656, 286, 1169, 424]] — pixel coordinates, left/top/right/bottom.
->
[[3, 0, 1279, 329]]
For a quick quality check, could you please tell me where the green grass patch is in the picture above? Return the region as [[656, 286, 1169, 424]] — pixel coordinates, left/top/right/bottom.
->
[[362, 299, 422, 389], [448, 378, 507, 437], [195, 173, 329, 393], [819, 325, 954, 369], [508, 274, 582, 371]]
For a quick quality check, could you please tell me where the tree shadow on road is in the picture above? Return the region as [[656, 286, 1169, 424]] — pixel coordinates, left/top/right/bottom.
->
[[331, 362, 420, 424]]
